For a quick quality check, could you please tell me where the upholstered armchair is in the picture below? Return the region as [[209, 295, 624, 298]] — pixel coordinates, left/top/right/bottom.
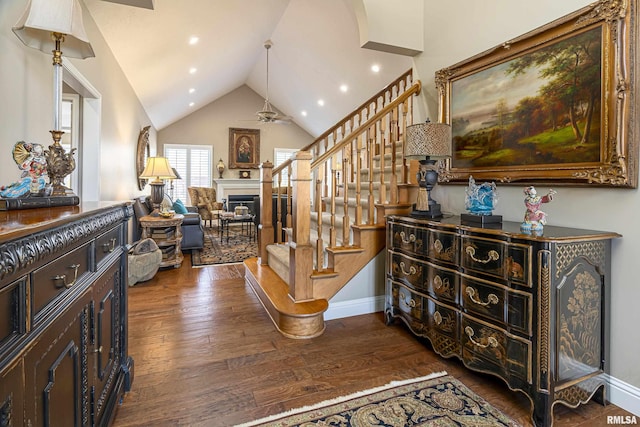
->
[[187, 186, 224, 227]]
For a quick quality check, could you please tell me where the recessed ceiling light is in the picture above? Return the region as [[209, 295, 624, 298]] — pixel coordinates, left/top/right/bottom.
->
[[317, 99, 325, 107], [340, 84, 348, 93], [189, 102, 195, 107], [189, 36, 199, 45], [301, 111, 307, 117], [189, 88, 195, 94], [189, 67, 197, 74], [371, 64, 380, 73]]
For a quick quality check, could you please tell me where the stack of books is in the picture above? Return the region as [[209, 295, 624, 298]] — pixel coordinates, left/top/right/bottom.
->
[[160, 246, 176, 260], [151, 227, 175, 240]]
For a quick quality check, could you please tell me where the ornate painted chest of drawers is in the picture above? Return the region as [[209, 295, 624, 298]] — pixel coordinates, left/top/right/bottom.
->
[[385, 215, 620, 427], [0, 202, 133, 426]]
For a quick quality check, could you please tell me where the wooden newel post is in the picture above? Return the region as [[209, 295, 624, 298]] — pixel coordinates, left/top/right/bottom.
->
[[259, 161, 274, 264], [288, 151, 314, 301]]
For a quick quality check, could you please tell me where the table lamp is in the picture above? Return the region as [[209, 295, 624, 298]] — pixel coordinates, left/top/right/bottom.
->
[[13, 0, 95, 197], [404, 121, 452, 219], [139, 157, 177, 214]]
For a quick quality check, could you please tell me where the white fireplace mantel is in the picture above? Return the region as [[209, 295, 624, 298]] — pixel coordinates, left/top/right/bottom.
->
[[212, 178, 260, 202]]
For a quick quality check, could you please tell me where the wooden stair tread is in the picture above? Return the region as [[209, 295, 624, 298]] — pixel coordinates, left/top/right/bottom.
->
[[325, 245, 364, 254], [245, 258, 328, 316]]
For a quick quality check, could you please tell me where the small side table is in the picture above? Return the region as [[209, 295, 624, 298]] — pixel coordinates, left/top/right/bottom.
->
[[140, 213, 184, 268]]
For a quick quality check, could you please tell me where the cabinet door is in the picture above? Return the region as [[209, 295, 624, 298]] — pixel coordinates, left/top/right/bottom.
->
[[0, 359, 24, 427], [25, 289, 92, 427], [90, 263, 122, 426]]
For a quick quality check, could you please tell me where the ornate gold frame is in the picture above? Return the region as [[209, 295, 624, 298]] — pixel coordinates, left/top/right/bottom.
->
[[136, 126, 150, 190], [436, 0, 637, 187], [228, 128, 260, 169]]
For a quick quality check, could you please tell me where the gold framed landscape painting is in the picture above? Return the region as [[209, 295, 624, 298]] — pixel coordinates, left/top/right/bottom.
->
[[229, 128, 260, 169], [436, 0, 637, 188]]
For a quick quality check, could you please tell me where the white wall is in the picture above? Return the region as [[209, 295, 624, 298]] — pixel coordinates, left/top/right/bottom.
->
[[413, 0, 640, 392], [0, 0, 154, 202], [157, 85, 314, 179]]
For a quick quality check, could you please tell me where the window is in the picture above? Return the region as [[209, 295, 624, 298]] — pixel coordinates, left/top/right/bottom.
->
[[164, 144, 212, 204], [273, 148, 297, 186], [61, 94, 80, 193]]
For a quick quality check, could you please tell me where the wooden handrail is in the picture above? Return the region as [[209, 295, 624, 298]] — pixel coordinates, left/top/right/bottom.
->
[[310, 81, 421, 170], [272, 69, 414, 177], [258, 69, 420, 302]]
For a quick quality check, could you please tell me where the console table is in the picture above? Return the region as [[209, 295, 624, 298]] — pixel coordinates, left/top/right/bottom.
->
[[0, 202, 133, 426], [385, 215, 620, 427]]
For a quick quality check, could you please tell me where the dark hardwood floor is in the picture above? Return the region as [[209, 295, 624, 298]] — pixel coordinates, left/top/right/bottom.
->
[[113, 253, 633, 426]]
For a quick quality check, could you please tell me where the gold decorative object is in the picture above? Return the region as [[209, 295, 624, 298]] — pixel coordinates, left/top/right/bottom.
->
[[136, 126, 151, 190], [229, 128, 260, 169], [436, 0, 636, 188], [12, 0, 96, 197], [217, 158, 225, 179]]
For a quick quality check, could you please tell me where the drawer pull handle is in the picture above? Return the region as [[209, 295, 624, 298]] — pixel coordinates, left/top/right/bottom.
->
[[465, 246, 499, 264], [433, 275, 450, 290], [399, 262, 420, 276], [465, 326, 498, 349], [53, 264, 81, 289], [400, 231, 416, 244], [399, 292, 416, 308], [102, 238, 117, 253], [93, 346, 103, 354], [433, 311, 442, 325], [466, 287, 499, 307]]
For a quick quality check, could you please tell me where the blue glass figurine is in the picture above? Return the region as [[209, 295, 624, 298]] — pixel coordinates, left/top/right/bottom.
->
[[465, 175, 498, 215]]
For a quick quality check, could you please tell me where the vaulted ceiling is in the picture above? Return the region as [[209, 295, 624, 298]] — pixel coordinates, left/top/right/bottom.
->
[[83, 0, 414, 136]]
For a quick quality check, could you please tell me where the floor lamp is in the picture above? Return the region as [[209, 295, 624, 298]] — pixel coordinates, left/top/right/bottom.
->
[[404, 121, 452, 219], [13, 0, 95, 198]]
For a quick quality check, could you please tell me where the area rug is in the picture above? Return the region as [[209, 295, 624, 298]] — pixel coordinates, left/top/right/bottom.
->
[[236, 372, 520, 427], [191, 225, 257, 267]]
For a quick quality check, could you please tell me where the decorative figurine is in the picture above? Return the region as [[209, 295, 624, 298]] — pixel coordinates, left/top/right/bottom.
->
[[0, 141, 50, 198], [521, 186, 557, 232], [465, 175, 498, 215], [461, 175, 501, 226]]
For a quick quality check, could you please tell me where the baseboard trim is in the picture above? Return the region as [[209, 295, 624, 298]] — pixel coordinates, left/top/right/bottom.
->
[[325, 297, 640, 417], [324, 296, 385, 321], [609, 375, 640, 416]]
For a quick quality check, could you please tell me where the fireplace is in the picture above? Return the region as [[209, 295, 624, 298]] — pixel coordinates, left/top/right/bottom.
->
[[226, 194, 258, 216]]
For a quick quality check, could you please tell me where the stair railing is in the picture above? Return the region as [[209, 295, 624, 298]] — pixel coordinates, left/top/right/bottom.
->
[[256, 71, 421, 301]]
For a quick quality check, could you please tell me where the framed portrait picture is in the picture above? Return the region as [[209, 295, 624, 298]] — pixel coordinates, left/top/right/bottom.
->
[[436, 0, 636, 188], [229, 128, 260, 169]]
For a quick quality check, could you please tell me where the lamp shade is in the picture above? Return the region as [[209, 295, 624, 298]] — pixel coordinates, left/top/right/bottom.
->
[[139, 157, 177, 181], [405, 122, 452, 159], [12, 0, 95, 59]]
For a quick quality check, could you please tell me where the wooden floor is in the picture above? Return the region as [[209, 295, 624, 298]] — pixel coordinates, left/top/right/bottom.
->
[[113, 253, 633, 426]]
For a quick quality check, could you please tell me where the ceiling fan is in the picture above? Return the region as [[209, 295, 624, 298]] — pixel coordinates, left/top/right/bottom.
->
[[255, 40, 292, 124]]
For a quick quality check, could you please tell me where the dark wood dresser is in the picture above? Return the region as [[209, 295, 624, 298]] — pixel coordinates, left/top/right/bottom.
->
[[385, 215, 620, 427], [0, 202, 134, 426]]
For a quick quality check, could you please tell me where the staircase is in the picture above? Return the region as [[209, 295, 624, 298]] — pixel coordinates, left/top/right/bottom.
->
[[245, 70, 420, 338]]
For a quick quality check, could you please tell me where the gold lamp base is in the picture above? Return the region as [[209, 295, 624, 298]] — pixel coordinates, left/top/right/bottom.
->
[[46, 130, 77, 197]]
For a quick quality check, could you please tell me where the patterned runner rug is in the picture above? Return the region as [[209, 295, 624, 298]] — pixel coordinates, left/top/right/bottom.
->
[[236, 372, 520, 426], [191, 225, 258, 267]]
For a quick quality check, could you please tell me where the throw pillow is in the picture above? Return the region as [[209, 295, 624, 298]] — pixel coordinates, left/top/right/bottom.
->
[[173, 199, 188, 214]]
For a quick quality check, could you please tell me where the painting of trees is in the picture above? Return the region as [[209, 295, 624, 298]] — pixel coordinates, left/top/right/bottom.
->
[[450, 27, 602, 168]]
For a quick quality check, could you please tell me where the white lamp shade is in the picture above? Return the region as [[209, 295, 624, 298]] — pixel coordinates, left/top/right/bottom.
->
[[405, 122, 452, 159], [13, 0, 95, 59], [139, 157, 177, 180]]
